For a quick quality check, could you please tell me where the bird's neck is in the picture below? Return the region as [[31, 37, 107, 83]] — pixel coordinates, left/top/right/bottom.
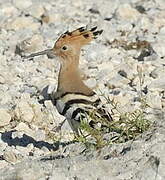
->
[[57, 56, 93, 96]]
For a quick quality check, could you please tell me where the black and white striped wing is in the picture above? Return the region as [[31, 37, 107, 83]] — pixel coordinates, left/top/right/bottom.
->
[[52, 92, 112, 134]]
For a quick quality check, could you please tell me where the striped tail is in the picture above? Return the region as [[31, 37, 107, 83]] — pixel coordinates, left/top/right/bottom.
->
[[51, 91, 113, 135]]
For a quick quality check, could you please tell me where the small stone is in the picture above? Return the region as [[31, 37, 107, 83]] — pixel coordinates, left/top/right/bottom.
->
[[148, 78, 165, 91], [0, 91, 12, 105], [1, 3, 18, 17], [0, 160, 9, 169], [16, 146, 31, 155], [27, 143, 34, 151], [47, 13, 62, 24], [34, 129, 45, 141], [0, 75, 5, 84], [84, 78, 97, 89], [138, 17, 152, 30], [27, 4, 45, 19], [15, 101, 34, 123], [159, 26, 165, 35], [147, 91, 162, 109], [11, 131, 24, 139], [107, 74, 130, 89], [155, 0, 165, 8], [15, 122, 34, 137], [117, 4, 140, 21], [3, 151, 22, 163], [0, 109, 11, 127], [152, 42, 165, 57], [7, 17, 40, 31], [13, 0, 32, 9], [33, 148, 45, 156], [17, 34, 44, 54], [150, 67, 164, 79], [44, 100, 65, 127], [41, 146, 50, 153]]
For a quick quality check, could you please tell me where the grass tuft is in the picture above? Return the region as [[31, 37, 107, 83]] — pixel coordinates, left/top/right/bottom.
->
[[76, 65, 151, 149]]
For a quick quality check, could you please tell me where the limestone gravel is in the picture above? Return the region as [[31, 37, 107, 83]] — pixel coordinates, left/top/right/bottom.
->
[[0, 0, 164, 179]]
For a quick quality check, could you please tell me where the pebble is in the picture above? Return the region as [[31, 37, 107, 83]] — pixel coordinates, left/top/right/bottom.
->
[[117, 4, 140, 21], [14, 101, 34, 123], [84, 78, 97, 89], [3, 150, 22, 163], [13, 0, 32, 9], [0, 109, 11, 127], [0, 160, 9, 169], [17, 34, 44, 53], [7, 17, 40, 31], [147, 91, 162, 109], [152, 42, 165, 57], [27, 4, 45, 19], [15, 122, 34, 137], [0, 0, 164, 179], [107, 74, 130, 89], [148, 78, 165, 91]]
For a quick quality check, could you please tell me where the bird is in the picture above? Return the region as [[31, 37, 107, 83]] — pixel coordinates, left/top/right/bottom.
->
[[24, 26, 113, 136]]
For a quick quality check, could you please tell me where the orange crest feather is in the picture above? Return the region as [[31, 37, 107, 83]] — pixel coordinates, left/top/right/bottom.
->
[[54, 26, 103, 49]]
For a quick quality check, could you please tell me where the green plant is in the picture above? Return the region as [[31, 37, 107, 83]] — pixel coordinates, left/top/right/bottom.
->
[[76, 66, 151, 149]]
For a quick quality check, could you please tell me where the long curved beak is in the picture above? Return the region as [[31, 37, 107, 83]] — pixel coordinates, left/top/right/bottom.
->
[[23, 48, 56, 59]]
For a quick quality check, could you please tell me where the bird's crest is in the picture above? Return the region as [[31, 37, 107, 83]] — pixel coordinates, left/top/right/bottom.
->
[[23, 26, 103, 59], [54, 26, 103, 49]]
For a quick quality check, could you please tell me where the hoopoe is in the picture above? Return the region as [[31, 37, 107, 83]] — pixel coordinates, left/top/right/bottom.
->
[[24, 26, 113, 135]]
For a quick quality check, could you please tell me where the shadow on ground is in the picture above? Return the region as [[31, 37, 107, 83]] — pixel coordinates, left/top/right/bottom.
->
[[1, 130, 76, 151], [1, 130, 56, 151]]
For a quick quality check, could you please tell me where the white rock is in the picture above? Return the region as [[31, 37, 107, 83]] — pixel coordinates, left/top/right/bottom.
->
[[15, 122, 34, 137], [41, 146, 50, 153], [16, 146, 31, 155], [18, 34, 44, 53], [150, 67, 164, 79], [1, 3, 18, 17], [107, 74, 130, 88], [148, 78, 165, 91], [15, 101, 34, 123], [11, 131, 24, 139], [153, 12, 165, 28], [117, 22, 133, 32], [27, 4, 45, 19], [117, 4, 140, 21], [27, 143, 34, 151], [34, 129, 45, 141], [0, 134, 7, 151], [47, 12, 62, 24], [0, 160, 9, 169], [3, 150, 22, 163], [84, 78, 97, 89], [96, 62, 115, 81], [13, 0, 32, 9], [147, 91, 162, 109], [139, 17, 152, 30], [152, 42, 165, 57], [159, 26, 165, 34], [155, 0, 165, 9], [0, 91, 12, 105], [0, 75, 5, 84], [85, 44, 111, 63], [7, 17, 40, 31], [33, 148, 45, 156], [0, 109, 11, 127]]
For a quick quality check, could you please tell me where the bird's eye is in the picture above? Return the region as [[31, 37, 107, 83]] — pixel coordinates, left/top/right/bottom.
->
[[61, 45, 68, 51]]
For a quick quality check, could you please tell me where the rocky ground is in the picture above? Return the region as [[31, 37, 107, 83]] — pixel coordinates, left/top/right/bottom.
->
[[0, 0, 165, 179]]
